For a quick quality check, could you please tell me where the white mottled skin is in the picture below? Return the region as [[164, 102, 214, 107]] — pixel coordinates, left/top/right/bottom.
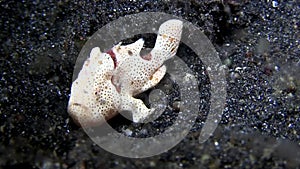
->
[[68, 19, 183, 126]]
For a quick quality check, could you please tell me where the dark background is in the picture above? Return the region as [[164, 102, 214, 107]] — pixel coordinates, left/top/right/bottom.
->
[[0, 0, 299, 168]]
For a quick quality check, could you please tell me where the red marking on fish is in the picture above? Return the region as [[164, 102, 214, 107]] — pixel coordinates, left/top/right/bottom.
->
[[106, 49, 117, 68]]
